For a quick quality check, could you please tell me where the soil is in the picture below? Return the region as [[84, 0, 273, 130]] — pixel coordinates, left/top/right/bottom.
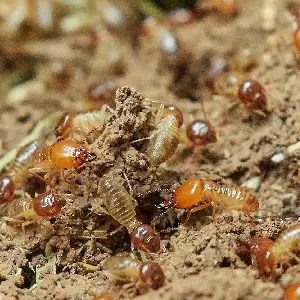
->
[[0, 0, 300, 299]]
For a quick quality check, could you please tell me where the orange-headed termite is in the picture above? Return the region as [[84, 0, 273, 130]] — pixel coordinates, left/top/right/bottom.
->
[[98, 178, 160, 253], [103, 255, 165, 290], [172, 178, 259, 223], [30, 140, 95, 172]]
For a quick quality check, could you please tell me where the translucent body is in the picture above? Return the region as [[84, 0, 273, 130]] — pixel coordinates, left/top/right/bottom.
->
[[146, 114, 180, 165], [103, 255, 141, 281], [186, 120, 217, 146], [103, 256, 165, 289], [238, 79, 267, 114], [173, 178, 259, 214], [6, 140, 41, 181], [272, 223, 300, 263], [99, 178, 141, 233], [99, 178, 160, 252], [32, 140, 92, 169], [163, 105, 183, 128], [215, 72, 244, 98], [285, 283, 300, 300], [2, 196, 35, 221]]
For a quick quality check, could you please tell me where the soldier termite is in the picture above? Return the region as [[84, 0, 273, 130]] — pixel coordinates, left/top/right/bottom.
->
[[98, 178, 160, 253], [30, 140, 95, 173], [103, 255, 165, 290], [238, 223, 300, 275], [171, 178, 259, 224]]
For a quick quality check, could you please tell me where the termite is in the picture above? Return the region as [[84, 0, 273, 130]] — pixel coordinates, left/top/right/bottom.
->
[[103, 255, 165, 290], [30, 140, 95, 173], [54, 106, 112, 141], [285, 282, 300, 300], [145, 104, 183, 166], [238, 79, 268, 116], [238, 223, 300, 275], [98, 178, 160, 253], [186, 120, 217, 146], [1, 192, 61, 231], [0, 140, 42, 203], [171, 178, 259, 223]]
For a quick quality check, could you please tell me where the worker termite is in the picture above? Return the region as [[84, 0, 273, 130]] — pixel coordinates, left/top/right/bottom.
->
[[1, 192, 61, 231], [54, 106, 112, 141], [186, 120, 217, 146], [238, 223, 300, 275], [98, 178, 160, 253], [103, 255, 165, 290], [238, 79, 268, 116], [30, 140, 95, 172], [0, 140, 42, 203], [145, 104, 183, 166], [171, 178, 259, 223], [285, 282, 300, 300], [215, 71, 245, 98]]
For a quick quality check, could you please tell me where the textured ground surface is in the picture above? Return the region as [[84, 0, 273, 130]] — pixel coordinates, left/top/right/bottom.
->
[[0, 0, 300, 299]]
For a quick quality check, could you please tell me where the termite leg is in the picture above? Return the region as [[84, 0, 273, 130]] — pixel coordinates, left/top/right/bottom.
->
[[183, 202, 212, 223], [123, 172, 132, 196]]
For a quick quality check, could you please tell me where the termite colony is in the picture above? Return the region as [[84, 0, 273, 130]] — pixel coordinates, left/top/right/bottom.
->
[[0, 1, 299, 299]]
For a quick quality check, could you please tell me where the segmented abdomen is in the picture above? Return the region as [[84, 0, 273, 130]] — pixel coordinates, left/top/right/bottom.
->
[[207, 182, 252, 211], [32, 146, 52, 165], [7, 140, 42, 177], [272, 223, 300, 262], [99, 178, 140, 233], [72, 111, 106, 137], [146, 115, 179, 165]]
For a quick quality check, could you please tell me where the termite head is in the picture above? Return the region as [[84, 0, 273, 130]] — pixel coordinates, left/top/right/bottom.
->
[[244, 195, 259, 212], [73, 145, 96, 167], [139, 262, 165, 290], [54, 112, 74, 139], [238, 236, 275, 275], [163, 105, 183, 127], [0, 176, 15, 204], [186, 120, 217, 146], [131, 224, 160, 253], [51, 140, 95, 168], [173, 178, 207, 209], [33, 192, 61, 217]]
